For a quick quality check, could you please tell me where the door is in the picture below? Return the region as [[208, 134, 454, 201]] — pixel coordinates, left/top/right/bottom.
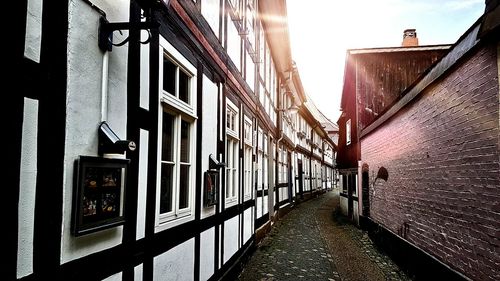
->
[[361, 169, 370, 216], [347, 174, 354, 219]]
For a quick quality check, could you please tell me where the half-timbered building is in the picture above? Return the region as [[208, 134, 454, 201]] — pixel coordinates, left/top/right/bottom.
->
[[12, 0, 336, 280]]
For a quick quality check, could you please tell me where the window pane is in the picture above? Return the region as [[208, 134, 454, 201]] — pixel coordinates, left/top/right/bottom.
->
[[160, 163, 174, 213], [179, 165, 190, 209], [162, 112, 175, 161], [226, 169, 231, 198], [232, 169, 237, 197], [180, 120, 190, 163], [163, 58, 176, 95], [179, 70, 190, 104]]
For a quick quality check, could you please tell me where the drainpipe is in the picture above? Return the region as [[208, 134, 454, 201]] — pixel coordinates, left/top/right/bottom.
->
[[101, 51, 109, 122]]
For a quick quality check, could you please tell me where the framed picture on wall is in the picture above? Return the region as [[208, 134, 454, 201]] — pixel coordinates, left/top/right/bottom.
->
[[72, 156, 129, 236], [204, 171, 219, 207]]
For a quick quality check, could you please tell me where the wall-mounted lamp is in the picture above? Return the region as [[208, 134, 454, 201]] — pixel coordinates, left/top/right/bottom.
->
[[278, 104, 300, 115], [98, 121, 136, 155]]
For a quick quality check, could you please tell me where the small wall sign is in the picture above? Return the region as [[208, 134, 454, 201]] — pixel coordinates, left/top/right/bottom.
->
[[204, 171, 218, 207], [72, 156, 129, 236]]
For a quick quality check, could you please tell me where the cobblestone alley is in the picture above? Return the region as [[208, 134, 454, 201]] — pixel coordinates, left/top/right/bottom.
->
[[237, 191, 411, 281]]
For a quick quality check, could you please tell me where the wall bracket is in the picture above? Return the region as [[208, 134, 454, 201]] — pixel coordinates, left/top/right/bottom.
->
[[98, 16, 159, 52]]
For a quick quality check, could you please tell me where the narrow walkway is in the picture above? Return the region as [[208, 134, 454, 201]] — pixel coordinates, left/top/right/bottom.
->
[[237, 191, 410, 281]]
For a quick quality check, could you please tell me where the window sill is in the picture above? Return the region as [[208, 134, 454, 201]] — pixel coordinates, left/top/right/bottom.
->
[[155, 212, 194, 233]]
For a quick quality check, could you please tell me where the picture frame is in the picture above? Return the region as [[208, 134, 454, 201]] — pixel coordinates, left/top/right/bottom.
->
[[204, 170, 219, 207], [72, 156, 129, 236]]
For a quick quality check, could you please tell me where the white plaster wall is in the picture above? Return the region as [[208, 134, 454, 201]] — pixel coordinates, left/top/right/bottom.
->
[[280, 187, 288, 202], [134, 263, 143, 281], [24, 0, 43, 62], [353, 201, 359, 225], [340, 196, 348, 216], [154, 238, 195, 281], [256, 196, 262, 218], [201, 0, 220, 39], [200, 227, 215, 281], [243, 207, 253, 244], [245, 52, 255, 92], [139, 28, 150, 110], [223, 215, 239, 264], [226, 20, 241, 72], [201, 75, 219, 219], [136, 129, 149, 240], [102, 272, 122, 281], [262, 195, 268, 215], [17, 98, 38, 278], [61, 0, 130, 263]]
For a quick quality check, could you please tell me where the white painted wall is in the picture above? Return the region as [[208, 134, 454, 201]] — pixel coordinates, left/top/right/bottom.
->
[[136, 129, 149, 240], [102, 271, 122, 281], [263, 195, 268, 215], [61, 0, 130, 263], [201, 75, 219, 219], [24, 0, 43, 62], [154, 238, 195, 281], [139, 28, 150, 110], [243, 207, 253, 244], [340, 196, 348, 216], [17, 98, 39, 278], [200, 227, 215, 281], [134, 264, 143, 281], [226, 20, 241, 72], [256, 196, 263, 218], [201, 0, 220, 39], [353, 201, 359, 225], [223, 215, 239, 264], [245, 52, 255, 92]]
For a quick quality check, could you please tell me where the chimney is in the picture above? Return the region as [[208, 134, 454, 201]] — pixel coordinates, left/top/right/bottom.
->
[[402, 29, 418, 47]]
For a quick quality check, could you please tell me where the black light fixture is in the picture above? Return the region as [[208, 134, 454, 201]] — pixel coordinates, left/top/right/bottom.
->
[[98, 121, 136, 155]]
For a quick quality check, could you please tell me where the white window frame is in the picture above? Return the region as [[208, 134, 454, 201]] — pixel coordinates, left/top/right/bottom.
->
[[243, 116, 253, 200], [263, 134, 268, 189], [346, 119, 351, 145], [156, 36, 197, 230], [226, 99, 239, 206]]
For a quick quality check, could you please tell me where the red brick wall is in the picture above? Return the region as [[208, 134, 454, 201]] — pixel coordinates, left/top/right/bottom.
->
[[360, 44, 499, 280]]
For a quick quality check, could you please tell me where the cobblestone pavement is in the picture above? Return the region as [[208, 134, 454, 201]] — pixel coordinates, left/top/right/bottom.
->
[[237, 190, 411, 281]]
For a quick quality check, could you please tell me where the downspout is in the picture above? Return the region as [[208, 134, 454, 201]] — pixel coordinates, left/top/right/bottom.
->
[[101, 52, 109, 122]]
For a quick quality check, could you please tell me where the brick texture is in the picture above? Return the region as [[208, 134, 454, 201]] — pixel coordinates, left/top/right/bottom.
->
[[360, 43, 500, 281]]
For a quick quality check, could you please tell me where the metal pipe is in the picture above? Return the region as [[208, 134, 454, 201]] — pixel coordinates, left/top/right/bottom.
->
[[101, 51, 109, 122]]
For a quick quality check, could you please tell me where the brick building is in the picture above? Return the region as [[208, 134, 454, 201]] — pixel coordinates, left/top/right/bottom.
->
[[338, 2, 500, 280], [337, 39, 451, 223]]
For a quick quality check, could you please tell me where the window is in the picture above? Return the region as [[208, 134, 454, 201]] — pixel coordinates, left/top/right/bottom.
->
[[278, 146, 288, 184], [226, 100, 239, 205], [346, 119, 351, 145], [157, 37, 197, 228], [243, 117, 253, 200], [263, 134, 268, 189], [257, 128, 263, 190]]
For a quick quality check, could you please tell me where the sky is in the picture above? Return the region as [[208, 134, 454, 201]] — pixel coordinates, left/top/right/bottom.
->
[[286, 0, 485, 122]]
